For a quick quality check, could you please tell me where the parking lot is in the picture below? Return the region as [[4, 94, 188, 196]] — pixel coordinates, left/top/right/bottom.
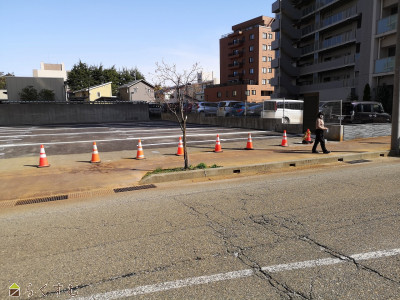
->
[[0, 121, 281, 159]]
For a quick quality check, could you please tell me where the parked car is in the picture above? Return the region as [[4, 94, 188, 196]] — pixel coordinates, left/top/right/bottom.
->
[[231, 102, 258, 117], [192, 102, 218, 116], [148, 103, 162, 115], [183, 102, 193, 114], [217, 100, 242, 117], [320, 101, 391, 123], [247, 103, 263, 116]]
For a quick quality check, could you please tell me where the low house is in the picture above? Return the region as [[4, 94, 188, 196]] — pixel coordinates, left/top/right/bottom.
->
[[119, 79, 155, 102], [72, 82, 112, 102]]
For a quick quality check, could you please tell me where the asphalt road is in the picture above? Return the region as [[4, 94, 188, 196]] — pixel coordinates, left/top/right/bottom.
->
[[0, 121, 281, 159], [1, 158, 399, 299]]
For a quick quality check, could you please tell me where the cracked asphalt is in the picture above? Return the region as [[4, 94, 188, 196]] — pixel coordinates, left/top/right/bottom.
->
[[1, 158, 400, 299]]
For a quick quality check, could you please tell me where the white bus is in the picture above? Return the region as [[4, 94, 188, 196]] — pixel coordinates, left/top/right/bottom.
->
[[261, 99, 304, 124]]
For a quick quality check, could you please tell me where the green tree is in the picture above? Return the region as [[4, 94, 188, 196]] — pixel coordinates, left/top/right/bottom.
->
[[38, 89, 55, 101], [0, 72, 14, 89], [67, 60, 91, 91], [363, 83, 371, 101], [67, 61, 146, 96], [19, 86, 38, 101]]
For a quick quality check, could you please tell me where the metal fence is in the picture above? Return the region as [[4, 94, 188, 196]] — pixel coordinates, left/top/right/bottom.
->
[[319, 100, 346, 125]]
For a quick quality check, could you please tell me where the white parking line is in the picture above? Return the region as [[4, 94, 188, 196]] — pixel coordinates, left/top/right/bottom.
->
[[71, 248, 400, 299], [0, 127, 254, 138], [0, 131, 266, 148]]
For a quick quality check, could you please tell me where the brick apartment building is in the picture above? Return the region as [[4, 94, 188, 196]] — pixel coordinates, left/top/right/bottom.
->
[[204, 16, 275, 103]]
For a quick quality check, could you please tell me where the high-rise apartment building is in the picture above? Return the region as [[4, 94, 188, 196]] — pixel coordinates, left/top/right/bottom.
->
[[204, 16, 275, 102], [271, 0, 398, 128]]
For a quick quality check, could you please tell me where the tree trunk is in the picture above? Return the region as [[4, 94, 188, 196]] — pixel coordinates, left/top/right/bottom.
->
[[183, 118, 189, 169]]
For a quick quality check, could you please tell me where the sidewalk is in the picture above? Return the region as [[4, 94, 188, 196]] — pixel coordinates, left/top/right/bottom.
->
[[0, 135, 392, 206]]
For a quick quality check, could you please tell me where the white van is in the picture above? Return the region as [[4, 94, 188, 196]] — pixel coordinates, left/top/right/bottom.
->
[[261, 99, 304, 124]]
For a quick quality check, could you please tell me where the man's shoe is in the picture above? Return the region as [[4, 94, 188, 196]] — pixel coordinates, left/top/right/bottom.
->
[[323, 151, 331, 154], [312, 150, 319, 153]]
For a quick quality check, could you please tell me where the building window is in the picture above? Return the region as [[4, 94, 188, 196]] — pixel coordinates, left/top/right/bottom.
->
[[262, 56, 267, 62], [268, 56, 272, 62], [263, 44, 267, 51], [268, 68, 272, 73], [249, 68, 254, 74], [97, 92, 101, 97], [232, 90, 237, 96], [268, 45, 271, 50], [267, 79, 270, 84], [262, 67, 267, 74], [249, 45, 254, 52], [245, 90, 250, 96], [217, 92, 221, 98], [249, 34, 255, 40], [263, 32, 267, 39], [249, 57, 254, 63], [251, 90, 256, 95], [226, 91, 229, 97], [268, 33, 273, 39], [262, 79, 267, 85]]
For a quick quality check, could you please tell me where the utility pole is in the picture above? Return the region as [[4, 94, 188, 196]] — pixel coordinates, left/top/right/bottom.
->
[[391, 6, 400, 155]]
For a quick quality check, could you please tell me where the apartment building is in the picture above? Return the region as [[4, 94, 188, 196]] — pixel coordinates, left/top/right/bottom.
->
[[271, 0, 398, 129], [204, 16, 275, 103]]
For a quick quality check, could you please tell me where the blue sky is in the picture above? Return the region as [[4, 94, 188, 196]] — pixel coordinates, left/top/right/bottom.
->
[[0, 0, 274, 81]]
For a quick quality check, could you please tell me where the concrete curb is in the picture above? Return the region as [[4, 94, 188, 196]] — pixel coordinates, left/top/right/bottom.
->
[[140, 151, 390, 184], [1, 150, 391, 209]]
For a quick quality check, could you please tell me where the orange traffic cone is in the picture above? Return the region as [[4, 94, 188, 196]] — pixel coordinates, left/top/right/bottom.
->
[[245, 133, 254, 150], [136, 139, 145, 159], [91, 142, 101, 163], [176, 137, 184, 156], [214, 134, 223, 153], [38, 145, 50, 168], [303, 129, 312, 144], [281, 130, 288, 147]]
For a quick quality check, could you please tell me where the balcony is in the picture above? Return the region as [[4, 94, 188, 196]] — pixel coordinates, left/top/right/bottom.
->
[[377, 14, 398, 36], [228, 39, 245, 48], [272, 0, 280, 13], [271, 58, 279, 69], [280, 37, 300, 58], [374, 56, 395, 74], [228, 62, 243, 69], [271, 39, 279, 50], [299, 55, 356, 76], [228, 71, 244, 79], [271, 19, 280, 32], [320, 30, 356, 51], [228, 50, 244, 58], [299, 78, 356, 93], [272, 0, 300, 20]]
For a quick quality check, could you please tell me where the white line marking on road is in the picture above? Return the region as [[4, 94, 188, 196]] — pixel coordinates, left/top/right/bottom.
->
[[71, 248, 400, 300], [0, 131, 267, 148], [0, 127, 258, 138]]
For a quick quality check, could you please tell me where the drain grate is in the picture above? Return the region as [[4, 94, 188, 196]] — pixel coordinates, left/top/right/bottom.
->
[[114, 184, 156, 193], [346, 159, 372, 164], [16, 195, 68, 206]]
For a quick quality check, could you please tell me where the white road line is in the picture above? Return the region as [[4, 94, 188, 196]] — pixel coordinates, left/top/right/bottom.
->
[[71, 248, 400, 300], [0, 131, 267, 148], [0, 128, 256, 138]]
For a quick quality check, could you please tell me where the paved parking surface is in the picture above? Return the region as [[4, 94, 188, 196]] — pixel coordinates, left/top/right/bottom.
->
[[0, 121, 282, 159]]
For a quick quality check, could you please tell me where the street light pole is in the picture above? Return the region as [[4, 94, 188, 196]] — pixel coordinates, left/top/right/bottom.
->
[[391, 5, 400, 155]]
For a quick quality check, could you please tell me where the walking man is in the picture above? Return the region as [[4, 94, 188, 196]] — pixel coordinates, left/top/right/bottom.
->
[[312, 112, 330, 154]]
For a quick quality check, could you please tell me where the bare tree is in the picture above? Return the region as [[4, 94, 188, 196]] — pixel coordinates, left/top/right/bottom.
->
[[154, 60, 202, 169]]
